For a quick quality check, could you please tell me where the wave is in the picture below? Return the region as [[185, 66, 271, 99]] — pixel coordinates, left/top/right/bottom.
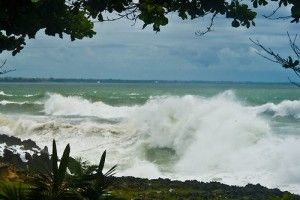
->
[[44, 93, 136, 118], [0, 100, 43, 105], [0, 100, 28, 105], [253, 100, 300, 118], [43, 91, 300, 120], [0, 91, 13, 97], [2, 91, 300, 193], [0, 91, 39, 98], [23, 94, 39, 97]]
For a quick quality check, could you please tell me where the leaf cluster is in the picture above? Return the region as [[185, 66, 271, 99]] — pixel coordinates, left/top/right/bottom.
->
[[0, 0, 300, 55], [0, 140, 117, 200]]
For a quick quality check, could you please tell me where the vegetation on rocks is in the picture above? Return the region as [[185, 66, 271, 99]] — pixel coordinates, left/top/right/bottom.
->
[[0, 135, 300, 200], [0, 138, 116, 200]]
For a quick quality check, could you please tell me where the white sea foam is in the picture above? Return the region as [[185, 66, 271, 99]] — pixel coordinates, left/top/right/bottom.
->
[[0, 91, 13, 97], [0, 143, 36, 162], [44, 93, 136, 118], [1, 91, 300, 193], [253, 100, 300, 118], [0, 100, 43, 105], [0, 91, 39, 97], [0, 100, 27, 105], [43, 92, 300, 119], [23, 94, 38, 97]]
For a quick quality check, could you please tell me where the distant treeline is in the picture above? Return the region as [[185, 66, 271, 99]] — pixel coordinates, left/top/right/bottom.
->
[[0, 77, 289, 84], [0, 77, 194, 83]]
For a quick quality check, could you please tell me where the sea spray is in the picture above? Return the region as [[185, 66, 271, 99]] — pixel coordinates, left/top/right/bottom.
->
[[1, 90, 300, 193], [253, 100, 300, 118], [44, 93, 136, 118]]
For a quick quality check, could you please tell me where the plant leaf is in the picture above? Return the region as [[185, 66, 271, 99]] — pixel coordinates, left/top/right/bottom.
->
[[97, 150, 106, 176], [57, 144, 70, 187]]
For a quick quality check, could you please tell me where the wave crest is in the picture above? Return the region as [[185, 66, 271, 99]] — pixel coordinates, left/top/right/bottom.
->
[[44, 93, 135, 119], [254, 100, 300, 118], [0, 91, 13, 97]]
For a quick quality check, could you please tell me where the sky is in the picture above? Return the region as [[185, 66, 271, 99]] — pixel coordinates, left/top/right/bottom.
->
[[2, 3, 300, 82]]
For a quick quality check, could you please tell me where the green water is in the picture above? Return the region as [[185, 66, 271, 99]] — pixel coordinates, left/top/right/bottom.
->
[[1, 82, 299, 115]]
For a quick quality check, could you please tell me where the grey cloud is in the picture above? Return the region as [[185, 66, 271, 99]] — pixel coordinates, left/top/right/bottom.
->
[[2, 8, 298, 82]]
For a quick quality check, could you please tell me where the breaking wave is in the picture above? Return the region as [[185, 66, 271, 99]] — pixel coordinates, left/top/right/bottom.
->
[[1, 91, 300, 193], [43, 91, 300, 120], [0, 91, 13, 97], [0, 91, 39, 98], [254, 100, 300, 118], [44, 93, 136, 118], [0, 100, 43, 105]]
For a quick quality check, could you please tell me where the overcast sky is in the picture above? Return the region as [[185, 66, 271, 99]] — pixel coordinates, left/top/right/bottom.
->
[[2, 3, 300, 82]]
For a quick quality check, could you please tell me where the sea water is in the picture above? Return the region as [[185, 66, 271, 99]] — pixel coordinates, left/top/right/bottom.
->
[[0, 82, 300, 193]]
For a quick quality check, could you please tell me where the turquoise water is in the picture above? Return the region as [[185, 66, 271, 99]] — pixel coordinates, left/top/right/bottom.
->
[[1, 82, 300, 193], [1, 82, 300, 113]]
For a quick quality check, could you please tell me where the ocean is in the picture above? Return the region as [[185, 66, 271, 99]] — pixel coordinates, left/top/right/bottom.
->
[[0, 82, 300, 193]]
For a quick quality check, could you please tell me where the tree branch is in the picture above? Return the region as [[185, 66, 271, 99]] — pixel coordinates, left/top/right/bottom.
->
[[250, 33, 300, 85], [0, 59, 16, 75], [195, 12, 217, 36]]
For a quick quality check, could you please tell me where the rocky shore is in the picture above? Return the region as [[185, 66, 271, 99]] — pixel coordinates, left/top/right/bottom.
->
[[0, 134, 300, 200], [108, 176, 300, 200]]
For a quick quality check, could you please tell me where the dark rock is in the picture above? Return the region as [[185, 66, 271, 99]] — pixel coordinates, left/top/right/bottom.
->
[[22, 139, 40, 150], [0, 134, 40, 151], [0, 134, 22, 146], [109, 176, 300, 200], [0, 134, 49, 172], [0, 148, 26, 169], [41, 146, 49, 155]]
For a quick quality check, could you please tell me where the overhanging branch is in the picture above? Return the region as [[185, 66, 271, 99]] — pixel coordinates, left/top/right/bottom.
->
[[0, 59, 16, 75]]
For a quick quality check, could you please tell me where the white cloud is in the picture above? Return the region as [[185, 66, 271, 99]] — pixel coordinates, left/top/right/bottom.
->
[[2, 7, 299, 82]]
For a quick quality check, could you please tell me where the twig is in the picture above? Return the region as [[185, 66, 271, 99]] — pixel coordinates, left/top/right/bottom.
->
[[263, 6, 281, 19], [288, 77, 300, 87], [195, 12, 217, 36], [0, 59, 16, 74]]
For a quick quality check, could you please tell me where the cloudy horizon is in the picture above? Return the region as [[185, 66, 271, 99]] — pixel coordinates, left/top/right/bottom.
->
[[1, 3, 300, 82]]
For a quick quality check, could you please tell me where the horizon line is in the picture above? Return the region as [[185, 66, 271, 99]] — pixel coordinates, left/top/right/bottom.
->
[[0, 77, 295, 84]]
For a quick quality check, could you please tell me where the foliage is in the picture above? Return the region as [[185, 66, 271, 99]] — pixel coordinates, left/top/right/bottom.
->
[[68, 151, 117, 200], [0, 181, 29, 200], [28, 140, 81, 200], [251, 32, 300, 85], [0, 0, 299, 55], [24, 140, 116, 200]]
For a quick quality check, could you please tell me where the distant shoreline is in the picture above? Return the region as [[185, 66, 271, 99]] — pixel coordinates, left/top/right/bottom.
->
[[0, 77, 292, 84]]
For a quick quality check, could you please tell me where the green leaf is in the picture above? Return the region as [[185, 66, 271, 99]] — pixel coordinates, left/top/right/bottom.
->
[[97, 150, 106, 176], [68, 157, 83, 176], [253, 0, 258, 8], [232, 19, 240, 28], [57, 144, 70, 187], [52, 140, 58, 176]]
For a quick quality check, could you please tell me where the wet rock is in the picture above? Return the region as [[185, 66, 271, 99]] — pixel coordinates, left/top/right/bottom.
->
[[0, 134, 40, 151], [0, 148, 26, 169], [0, 134, 22, 146], [0, 134, 51, 172], [22, 139, 40, 150]]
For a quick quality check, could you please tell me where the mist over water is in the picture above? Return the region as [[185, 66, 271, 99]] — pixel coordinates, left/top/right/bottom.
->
[[1, 83, 300, 193]]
